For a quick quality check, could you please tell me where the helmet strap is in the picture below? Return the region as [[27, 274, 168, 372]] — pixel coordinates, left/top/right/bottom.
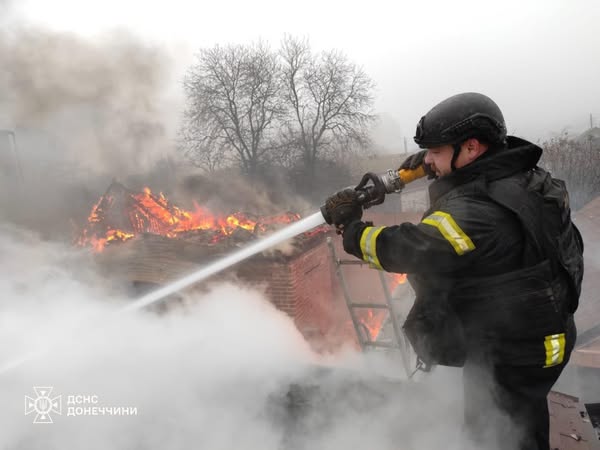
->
[[450, 143, 462, 171]]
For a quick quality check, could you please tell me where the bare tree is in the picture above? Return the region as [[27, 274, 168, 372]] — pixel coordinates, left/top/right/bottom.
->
[[181, 43, 284, 177], [280, 35, 376, 182], [180, 36, 377, 197], [179, 124, 226, 174]]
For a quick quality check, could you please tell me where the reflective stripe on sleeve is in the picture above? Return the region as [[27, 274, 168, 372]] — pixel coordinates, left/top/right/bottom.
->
[[543, 333, 565, 368], [421, 211, 475, 255], [359, 226, 385, 270]]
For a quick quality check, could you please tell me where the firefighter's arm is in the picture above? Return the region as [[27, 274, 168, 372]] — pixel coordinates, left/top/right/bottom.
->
[[342, 206, 490, 273]]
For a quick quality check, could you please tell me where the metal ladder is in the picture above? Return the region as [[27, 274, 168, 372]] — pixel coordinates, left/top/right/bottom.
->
[[326, 237, 413, 377]]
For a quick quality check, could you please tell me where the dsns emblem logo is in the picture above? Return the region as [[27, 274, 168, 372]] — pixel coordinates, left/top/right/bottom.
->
[[24, 387, 62, 424]]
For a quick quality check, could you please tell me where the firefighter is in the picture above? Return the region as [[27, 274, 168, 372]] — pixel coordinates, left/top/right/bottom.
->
[[323, 92, 584, 450]]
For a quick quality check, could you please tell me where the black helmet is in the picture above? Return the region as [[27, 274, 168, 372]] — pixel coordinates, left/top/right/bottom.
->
[[414, 92, 507, 148]]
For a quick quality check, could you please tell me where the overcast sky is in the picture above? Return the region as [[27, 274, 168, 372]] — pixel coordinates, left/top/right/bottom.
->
[[6, 0, 600, 146]]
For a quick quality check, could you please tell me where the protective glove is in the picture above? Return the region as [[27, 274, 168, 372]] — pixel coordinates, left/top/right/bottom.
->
[[323, 188, 363, 234], [399, 150, 436, 179]]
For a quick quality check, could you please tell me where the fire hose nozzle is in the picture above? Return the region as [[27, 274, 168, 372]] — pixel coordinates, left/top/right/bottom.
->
[[355, 165, 427, 208], [321, 165, 427, 224], [320, 204, 332, 225]]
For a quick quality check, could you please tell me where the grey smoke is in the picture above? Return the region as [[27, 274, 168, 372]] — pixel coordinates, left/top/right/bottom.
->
[[0, 26, 175, 176], [0, 18, 186, 239], [0, 224, 512, 450], [0, 19, 318, 241]]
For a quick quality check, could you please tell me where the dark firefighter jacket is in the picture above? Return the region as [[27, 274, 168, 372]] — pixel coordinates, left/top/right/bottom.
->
[[342, 136, 583, 368]]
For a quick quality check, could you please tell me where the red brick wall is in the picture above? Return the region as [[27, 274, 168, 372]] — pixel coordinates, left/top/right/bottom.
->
[[234, 210, 425, 350], [289, 240, 338, 335], [234, 237, 340, 343]]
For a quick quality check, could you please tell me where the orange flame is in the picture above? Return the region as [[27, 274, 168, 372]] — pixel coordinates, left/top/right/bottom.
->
[[355, 273, 407, 342], [359, 309, 387, 341], [77, 184, 320, 252], [389, 273, 407, 291]]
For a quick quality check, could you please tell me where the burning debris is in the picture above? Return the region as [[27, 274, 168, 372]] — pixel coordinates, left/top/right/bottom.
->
[[77, 181, 327, 253], [354, 274, 409, 342], [75, 181, 407, 354]]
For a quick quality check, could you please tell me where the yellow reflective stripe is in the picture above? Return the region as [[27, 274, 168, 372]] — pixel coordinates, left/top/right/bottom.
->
[[359, 226, 385, 270], [422, 211, 475, 255], [543, 333, 565, 368]]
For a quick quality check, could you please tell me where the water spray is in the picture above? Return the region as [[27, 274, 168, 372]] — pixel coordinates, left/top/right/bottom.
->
[[119, 212, 326, 313], [0, 166, 426, 373], [124, 166, 425, 312], [122, 166, 424, 313]]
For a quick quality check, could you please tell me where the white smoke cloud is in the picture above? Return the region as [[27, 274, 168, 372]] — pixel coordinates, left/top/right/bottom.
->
[[0, 15, 189, 239], [0, 25, 178, 178], [0, 225, 517, 450]]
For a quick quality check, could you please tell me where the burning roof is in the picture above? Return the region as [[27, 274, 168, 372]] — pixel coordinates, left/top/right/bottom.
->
[[77, 181, 326, 253]]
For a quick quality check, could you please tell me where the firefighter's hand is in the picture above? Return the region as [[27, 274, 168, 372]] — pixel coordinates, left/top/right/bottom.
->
[[399, 150, 436, 179], [324, 188, 363, 234]]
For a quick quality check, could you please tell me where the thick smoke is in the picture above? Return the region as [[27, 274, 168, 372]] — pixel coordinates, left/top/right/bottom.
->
[[0, 15, 185, 239], [0, 25, 175, 176], [0, 18, 318, 240], [0, 225, 515, 450]]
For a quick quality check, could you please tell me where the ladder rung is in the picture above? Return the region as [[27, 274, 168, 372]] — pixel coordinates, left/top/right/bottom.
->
[[337, 260, 367, 266], [328, 237, 412, 378], [350, 303, 388, 309]]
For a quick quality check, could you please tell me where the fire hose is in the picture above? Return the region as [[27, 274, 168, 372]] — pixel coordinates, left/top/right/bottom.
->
[[320, 165, 427, 224]]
